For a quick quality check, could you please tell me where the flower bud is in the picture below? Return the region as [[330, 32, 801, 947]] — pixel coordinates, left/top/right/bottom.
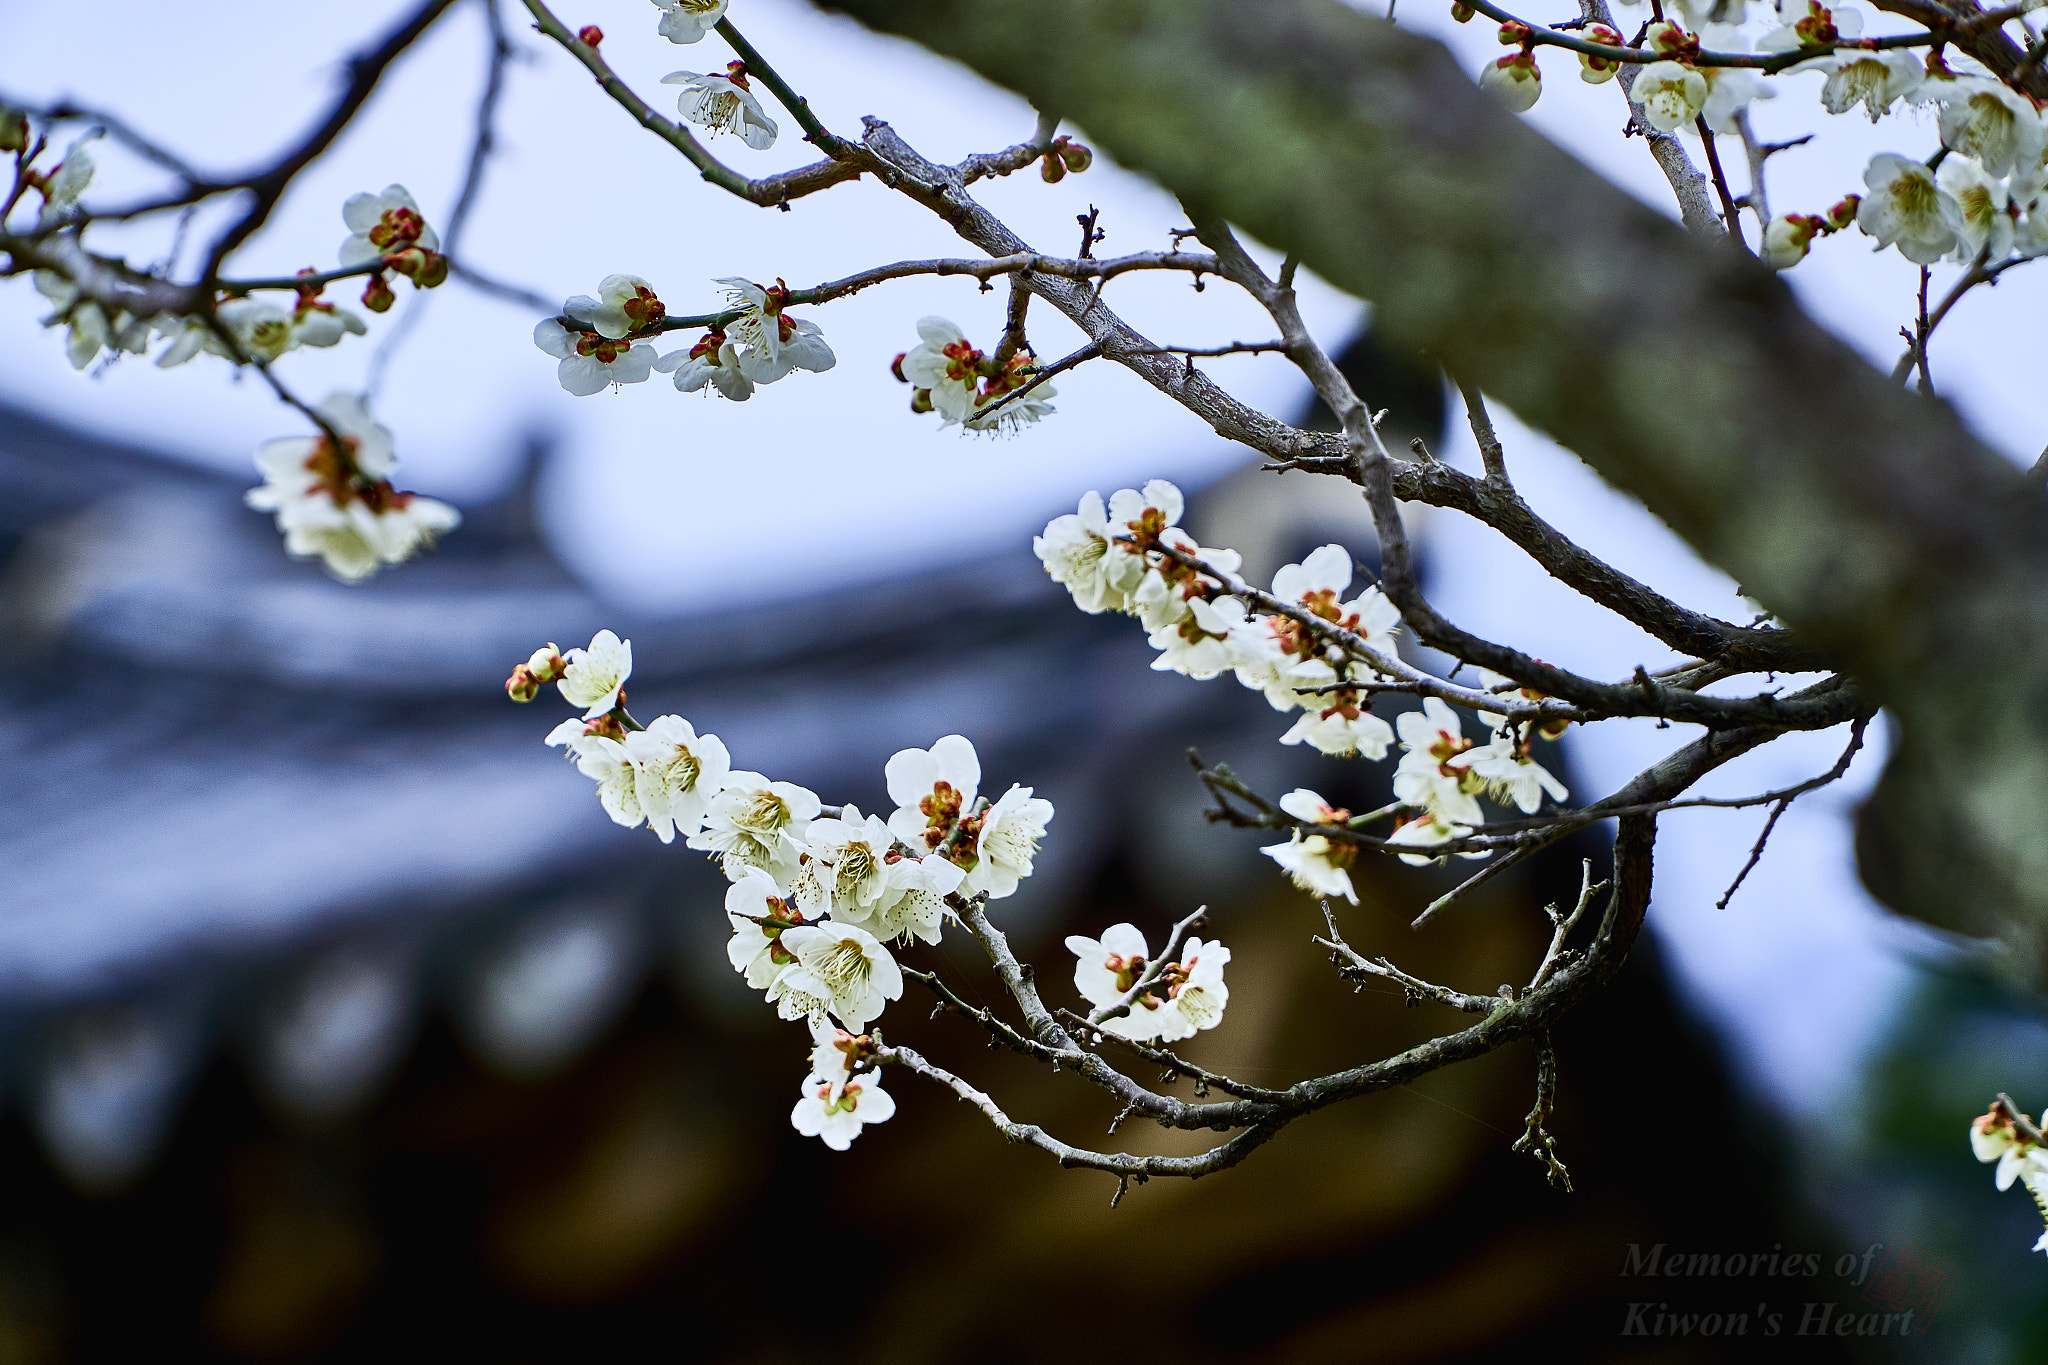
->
[[577, 24, 604, 47], [1761, 214, 1824, 270], [1058, 141, 1093, 173], [890, 352, 909, 382], [1646, 21, 1695, 56], [1497, 20, 1531, 44], [383, 247, 448, 288], [361, 273, 396, 313], [1451, 2, 1474, 19], [1826, 194, 1861, 230], [1479, 52, 1542, 113], [0, 106, 27, 154], [506, 665, 540, 703], [525, 646, 567, 683], [910, 388, 934, 414], [1578, 24, 1624, 84], [1040, 151, 1066, 183]]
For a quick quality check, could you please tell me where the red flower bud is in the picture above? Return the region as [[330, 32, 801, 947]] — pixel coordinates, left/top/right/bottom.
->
[[577, 25, 603, 47]]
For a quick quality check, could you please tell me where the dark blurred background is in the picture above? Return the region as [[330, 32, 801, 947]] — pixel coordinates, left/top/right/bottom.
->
[[0, 326, 2030, 1362]]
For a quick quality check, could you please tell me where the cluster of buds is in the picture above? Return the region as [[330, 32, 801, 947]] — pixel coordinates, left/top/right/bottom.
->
[[1762, 194, 1861, 270], [1480, 22, 1543, 112], [1039, 134, 1094, 183], [505, 645, 568, 703]]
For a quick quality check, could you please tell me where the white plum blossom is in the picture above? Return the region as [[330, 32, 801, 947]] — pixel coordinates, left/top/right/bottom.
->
[[1394, 698, 1487, 824], [965, 362, 1056, 433], [1479, 53, 1542, 113], [959, 784, 1054, 900], [838, 853, 965, 946], [1466, 735, 1569, 813], [769, 921, 902, 1031], [1938, 154, 2013, 263], [569, 735, 648, 830], [1148, 593, 1254, 680], [899, 316, 983, 424], [652, 0, 728, 44], [1034, 491, 1146, 614], [32, 272, 112, 370], [1935, 78, 2045, 178], [662, 62, 777, 148], [1857, 153, 1962, 264], [624, 715, 731, 843], [885, 734, 981, 853], [1280, 679, 1395, 759], [653, 329, 753, 400], [690, 771, 821, 881], [716, 277, 834, 382], [1788, 48, 1922, 122], [338, 184, 437, 267], [1260, 789, 1359, 904], [789, 806, 897, 920], [726, 867, 806, 990], [1386, 808, 1482, 867], [558, 629, 632, 717], [1153, 937, 1231, 1043], [533, 315, 657, 396], [574, 274, 667, 339], [36, 133, 98, 226], [1632, 61, 1709, 134], [244, 392, 457, 582], [1971, 1105, 2048, 1207], [791, 1068, 895, 1150], [1065, 923, 1167, 1041]]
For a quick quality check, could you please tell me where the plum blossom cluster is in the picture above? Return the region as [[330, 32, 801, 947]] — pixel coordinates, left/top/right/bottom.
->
[[892, 315, 1057, 433], [1066, 923, 1230, 1043], [533, 275, 834, 398], [1460, 0, 2048, 275], [511, 635, 1169, 1150], [1034, 479, 1566, 898], [244, 393, 459, 581], [1971, 1099, 2048, 1253]]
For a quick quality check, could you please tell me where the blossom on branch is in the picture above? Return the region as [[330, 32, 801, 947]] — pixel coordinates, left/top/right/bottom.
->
[[1632, 61, 1709, 134], [1934, 78, 2045, 178], [884, 734, 981, 853], [1386, 808, 1482, 867], [624, 714, 731, 843], [769, 921, 902, 1031], [690, 771, 821, 881], [662, 62, 777, 148], [1938, 155, 2013, 263], [955, 784, 1054, 899], [652, 0, 728, 44], [244, 392, 457, 581], [1856, 153, 1962, 264], [791, 1069, 895, 1149], [654, 329, 754, 400], [1033, 491, 1147, 614], [1394, 698, 1487, 824], [533, 315, 657, 396], [840, 852, 964, 945], [726, 868, 806, 990], [1260, 789, 1359, 904], [338, 184, 439, 267], [558, 629, 632, 717], [716, 277, 834, 382], [789, 806, 898, 920]]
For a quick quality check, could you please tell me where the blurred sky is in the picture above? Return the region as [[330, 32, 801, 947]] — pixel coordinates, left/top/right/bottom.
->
[[0, 0, 1995, 1123]]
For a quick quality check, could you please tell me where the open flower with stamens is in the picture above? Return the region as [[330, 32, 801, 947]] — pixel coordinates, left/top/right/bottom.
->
[[244, 392, 457, 581], [338, 184, 438, 268], [955, 784, 1054, 900], [567, 735, 648, 830], [770, 921, 902, 1031], [789, 806, 898, 920], [690, 771, 821, 881], [965, 349, 1056, 433], [653, 329, 754, 400], [899, 316, 985, 424], [1466, 734, 1569, 813], [1387, 808, 1482, 867], [1065, 923, 1169, 1041], [1394, 698, 1487, 824], [1786, 47, 1921, 122], [726, 867, 807, 989], [1971, 1103, 2048, 1192], [715, 277, 834, 382], [1148, 593, 1255, 680], [1260, 789, 1359, 904], [651, 0, 728, 44], [1935, 77, 2045, 178], [624, 715, 730, 844], [1281, 673, 1395, 759], [1035, 491, 1145, 614], [1632, 61, 1709, 134], [791, 1068, 896, 1150], [1857, 153, 1962, 264], [1153, 937, 1230, 1043], [558, 629, 632, 717], [533, 316, 657, 396], [839, 852, 965, 946], [1938, 154, 2013, 263], [885, 734, 981, 853], [662, 62, 777, 148]]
